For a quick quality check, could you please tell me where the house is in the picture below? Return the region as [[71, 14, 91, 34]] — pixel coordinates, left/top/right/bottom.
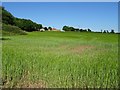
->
[[51, 28, 60, 32], [52, 28, 56, 31], [39, 28, 45, 32], [61, 30, 65, 32]]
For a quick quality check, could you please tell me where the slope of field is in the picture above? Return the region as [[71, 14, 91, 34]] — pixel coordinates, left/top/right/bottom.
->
[[2, 31, 118, 88], [2, 24, 27, 36]]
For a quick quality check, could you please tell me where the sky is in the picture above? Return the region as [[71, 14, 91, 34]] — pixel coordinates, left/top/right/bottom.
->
[[2, 2, 118, 32], [2, 0, 120, 2]]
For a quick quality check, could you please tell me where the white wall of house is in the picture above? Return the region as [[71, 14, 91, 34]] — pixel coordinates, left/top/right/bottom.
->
[[40, 29, 45, 32]]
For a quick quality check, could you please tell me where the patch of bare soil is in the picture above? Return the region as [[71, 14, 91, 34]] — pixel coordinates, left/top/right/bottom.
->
[[17, 80, 47, 88], [16, 71, 47, 88]]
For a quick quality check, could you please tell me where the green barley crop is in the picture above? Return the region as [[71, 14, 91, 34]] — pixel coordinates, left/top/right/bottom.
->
[[2, 31, 119, 88]]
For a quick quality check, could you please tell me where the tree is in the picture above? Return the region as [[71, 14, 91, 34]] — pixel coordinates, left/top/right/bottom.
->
[[2, 7, 43, 32], [44, 27, 48, 31], [88, 28, 91, 32], [74, 28, 79, 32], [69, 27, 75, 31], [2, 6, 15, 25], [80, 29, 83, 32], [14, 18, 42, 32], [106, 30, 109, 33], [36, 24, 42, 30], [62, 26, 76, 31], [82, 29, 87, 32], [62, 26, 69, 31], [110, 29, 115, 33], [48, 27, 52, 30], [103, 30, 106, 33]]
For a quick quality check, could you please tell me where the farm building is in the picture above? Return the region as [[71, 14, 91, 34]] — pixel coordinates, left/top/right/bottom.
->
[[50, 28, 61, 32], [39, 28, 45, 32], [61, 30, 65, 32]]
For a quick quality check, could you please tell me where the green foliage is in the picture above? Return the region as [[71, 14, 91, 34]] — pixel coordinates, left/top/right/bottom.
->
[[0, 37, 10, 40], [69, 27, 75, 31], [103, 30, 107, 33], [2, 7, 43, 32], [2, 23, 27, 36], [74, 28, 79, 31], [2, 32, 118, 88], [63, 26, 75, 31], [88, 28, 91, 32], [110, 29, 115, 33], [48, 27, 52, 30], [62, 26, 68, 31], [2, 7, 15, 25], [14, 18, 42, 32], [43, 27, 48, 31], [63, 26, 92, 32], [80, 29, 87, 32], [0, 7, 2, 23]]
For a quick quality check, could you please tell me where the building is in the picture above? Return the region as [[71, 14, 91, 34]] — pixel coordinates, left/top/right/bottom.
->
[[39, 28, 45, 32]]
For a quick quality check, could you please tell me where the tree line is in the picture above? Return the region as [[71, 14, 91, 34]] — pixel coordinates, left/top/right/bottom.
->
[[2, 7, 43, 32], [62, 25, 115, 33], [62, 26, 92, 32], [1, 6, 116, 33]]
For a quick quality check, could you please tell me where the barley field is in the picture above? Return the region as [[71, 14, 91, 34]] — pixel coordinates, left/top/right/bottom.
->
[[2, 31, 119, 88]]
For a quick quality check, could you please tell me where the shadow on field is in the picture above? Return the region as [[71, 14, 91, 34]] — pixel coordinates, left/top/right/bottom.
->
[[0, 37, 10, 40]]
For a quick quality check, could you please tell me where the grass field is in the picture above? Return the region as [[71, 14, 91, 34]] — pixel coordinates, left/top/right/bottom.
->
[[2, 31, 119, 88]]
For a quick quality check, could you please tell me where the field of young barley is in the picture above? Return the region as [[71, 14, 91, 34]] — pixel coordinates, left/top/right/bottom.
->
[[2, 31, 119, 88]]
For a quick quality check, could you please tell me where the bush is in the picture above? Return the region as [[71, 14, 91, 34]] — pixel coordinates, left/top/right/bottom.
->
[[2, 24, 27, 36]]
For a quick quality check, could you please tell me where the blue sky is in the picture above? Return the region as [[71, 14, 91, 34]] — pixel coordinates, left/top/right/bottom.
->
[[2, 2, 118, 32]]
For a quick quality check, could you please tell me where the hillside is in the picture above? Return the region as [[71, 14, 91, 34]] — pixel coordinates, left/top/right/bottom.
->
[[1, 6, 43, 36], [0, 7, 26, 36], [2, 23, 27, 36]]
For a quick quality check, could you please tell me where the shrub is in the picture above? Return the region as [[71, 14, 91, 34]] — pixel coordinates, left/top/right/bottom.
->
[[2, 23, 27, 36]]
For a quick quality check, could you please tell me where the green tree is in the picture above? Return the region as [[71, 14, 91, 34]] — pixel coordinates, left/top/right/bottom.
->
[[44, 27, 48, 31], [106, 30, 109, 33], [110, 29, 115, 33], [48, 27, 52, 30], [80, 29, 83, 32], [2, 7, 15, 25], [88, 28, 91, 32], [62, 26, 75, 31], [103, 30, 106, 33], [2, 7, 43, 32], [69, 27, 75, 31], [74, 28, 79, 32], [14, 18, 42, 32], [63, 26, 69, 31]]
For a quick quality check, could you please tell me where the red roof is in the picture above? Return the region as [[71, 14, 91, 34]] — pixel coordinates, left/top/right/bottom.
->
[[52, 28, 57, 30]]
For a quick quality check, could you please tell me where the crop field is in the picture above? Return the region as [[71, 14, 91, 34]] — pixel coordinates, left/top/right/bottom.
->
[[2, 31, 119, 88]]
